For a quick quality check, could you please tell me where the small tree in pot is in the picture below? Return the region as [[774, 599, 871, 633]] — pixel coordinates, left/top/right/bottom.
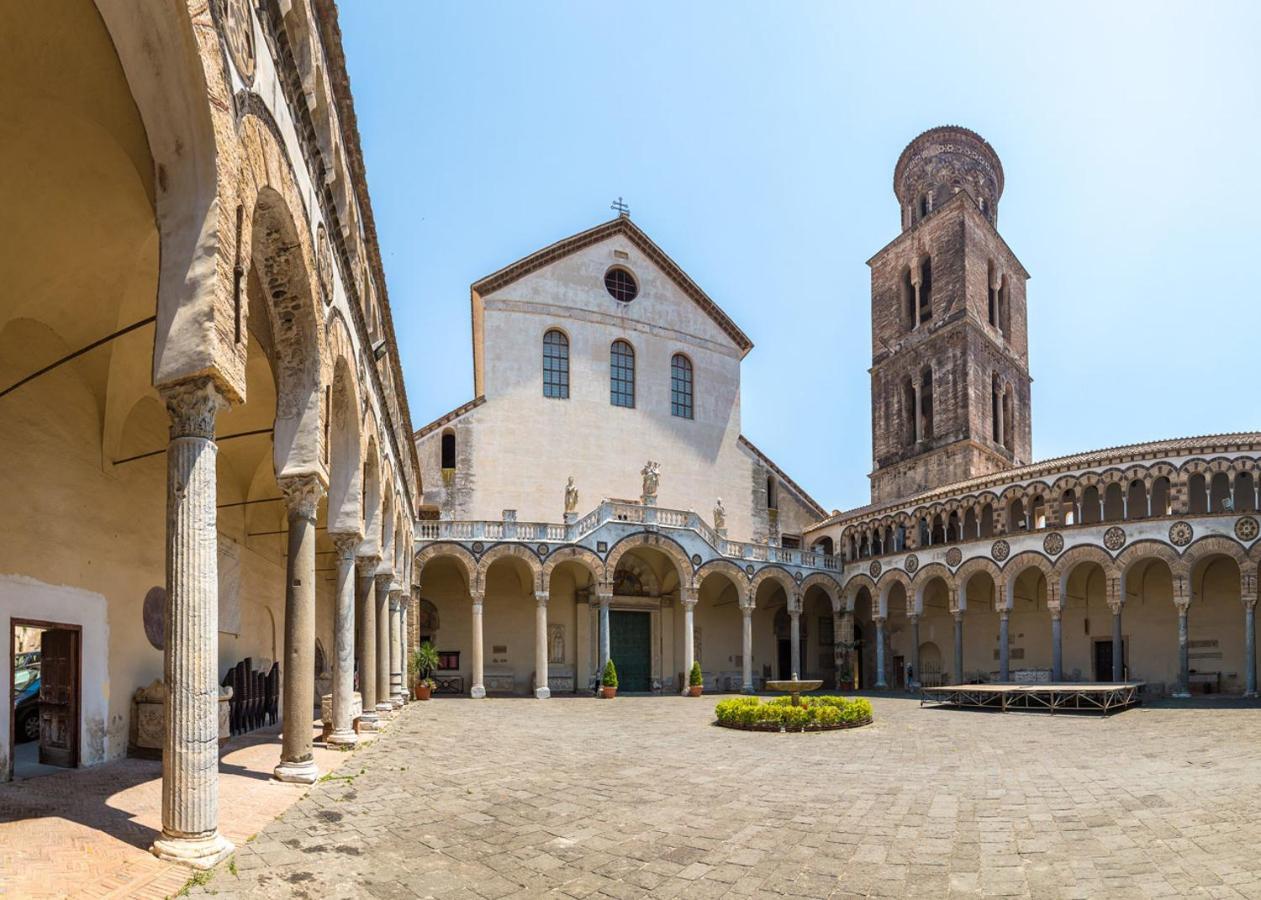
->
[[412, 642, 439, 700], [688, 660, 703, 697], [601, 659, 618, 699]]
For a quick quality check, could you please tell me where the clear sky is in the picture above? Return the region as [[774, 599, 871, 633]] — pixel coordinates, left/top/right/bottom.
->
[[340, 2, 1260, 514]]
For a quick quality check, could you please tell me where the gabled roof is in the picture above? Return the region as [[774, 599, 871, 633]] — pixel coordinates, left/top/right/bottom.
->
[[471, 215, 754, 356]]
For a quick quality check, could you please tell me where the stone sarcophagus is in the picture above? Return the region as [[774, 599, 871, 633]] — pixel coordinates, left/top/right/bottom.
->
[[128, 680, 232, 759]]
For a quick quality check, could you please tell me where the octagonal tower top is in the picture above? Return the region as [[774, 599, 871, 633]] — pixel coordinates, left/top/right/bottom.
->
[[893, 126, 1004, 231]]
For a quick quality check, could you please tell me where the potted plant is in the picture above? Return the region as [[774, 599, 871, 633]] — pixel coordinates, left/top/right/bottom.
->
[[601, 659, 618, 699], [412, 642, 440, 701], [688, 661, 704, 697]]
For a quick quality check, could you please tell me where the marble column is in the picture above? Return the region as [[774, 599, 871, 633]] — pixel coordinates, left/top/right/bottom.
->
[[328, 534, 360, 748], [789, 607, 801, 678], [1244, 596, 1257, 698], [1174, 601, 1191, 698], [534, 591, 550, 699], [953, 610, 964, 684], [274, 473, 325, 784], [598, 591, 612, 672], [151, 377, 233, 868], [741, 605, 754, 693], [681, 592, 697, 695], [833, 610, 846, 690], [998, 608, 1010, 682], [389, 590, 404, 707], [873, 616, 887, 689], [355, 558, 380, 731], [841, 611, 855, 690], [909, 614, 921, 689], [1050, 606, 1063, 682], [373, 575, 393, 715], [470, 591, 486, 698], [1109, 600, 1124, 683]]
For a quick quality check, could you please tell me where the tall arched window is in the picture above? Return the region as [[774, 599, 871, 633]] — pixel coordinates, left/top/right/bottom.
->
[[542, 329, 569, 399], [440, 430, 456, 470], [610, 340, 635, 408], [670, 353, 693, 419]]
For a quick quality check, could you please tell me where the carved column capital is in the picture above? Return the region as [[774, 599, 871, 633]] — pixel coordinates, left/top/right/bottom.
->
[[740, 602, 754, 617], [595, 589, 612, 607], [1107, 598, 1124, 616], [470, 590, 484, 611], [374, 572, 394, 591], [331, 533, 360, 562], [535, 590, 549, 608], [279, 473, 326, 523], [356, 554, 381, 576], [161, 376, 228, 440], [873, 615, 886, 626], [680, 588, 697, 608], [1049, 605, 1063, 621]]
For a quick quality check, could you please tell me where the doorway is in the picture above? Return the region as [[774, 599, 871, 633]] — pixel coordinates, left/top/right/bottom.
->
[[1093, 638, 1125, 682], [10, 619, 80, 779], [608, 610, 651, 692]]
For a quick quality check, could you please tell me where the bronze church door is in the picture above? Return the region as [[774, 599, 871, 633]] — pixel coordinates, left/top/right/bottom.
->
[[38, 627, 79, 768], [609, 611, 651, 692]]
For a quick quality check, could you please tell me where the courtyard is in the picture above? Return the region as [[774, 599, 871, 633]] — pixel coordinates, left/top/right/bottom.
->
[[179, 694, 1261, 899]]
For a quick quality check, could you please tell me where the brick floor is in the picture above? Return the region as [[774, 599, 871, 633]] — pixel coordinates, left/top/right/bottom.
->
[[179, 694, 1261, 899], [0, 720, 349, 899]]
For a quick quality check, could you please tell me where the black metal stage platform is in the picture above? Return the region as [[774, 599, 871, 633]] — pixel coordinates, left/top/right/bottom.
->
[[920, 682, 1144, 714]]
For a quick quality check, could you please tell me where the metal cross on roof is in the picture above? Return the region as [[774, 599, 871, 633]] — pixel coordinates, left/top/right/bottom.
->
[[610, 196, 630, 217]]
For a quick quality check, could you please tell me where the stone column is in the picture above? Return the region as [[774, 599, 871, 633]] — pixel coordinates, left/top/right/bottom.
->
[[534, 591, 551, 699], [274, 473, 325, 784], [374, 574, 393, 716], [151, 377, 233, 868], [681, 591, 697, 695], [873, 616, 887, 689], [1174, 600, 1191, 698], [909, 614, 920, 689], [389, 590, 404, 707], [356, 558, 380, 731], [953, 610, 964, 685], [598, 590, 612, 672], [1108, 599, 1124, 683], [840, 611, 855, 690], [789, 606, 801, 678], [328, 534, 360, 748], [998, 608, 1010, 682], [741, 605, 754, 693], [1244, 595, 1257, 698], [470, 591, 486, 698], [1050, 605, 1063, 682], [400, 599, 410, 702]]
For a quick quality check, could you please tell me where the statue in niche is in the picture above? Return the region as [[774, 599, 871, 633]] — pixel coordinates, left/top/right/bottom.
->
[[713, 498, 726, 531], [564, 476, 579, 514], [548, 624, 564, 664], [641, 461, 660, 499]]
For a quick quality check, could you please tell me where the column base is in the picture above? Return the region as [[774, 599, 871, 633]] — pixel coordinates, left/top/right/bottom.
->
[[151, 831, 234, 870], [273, 758, 319, 784], [874, 681, 888, 690], [374, 702, 393, 717], [358, 712, 380, 732], [534, 686, 551, 699], [470, 684, 486, 699], [1172, 691, 1192, 699], [390, 695, 404, 708], [327, 728, 358, 749], [741, 686, 754, 695]]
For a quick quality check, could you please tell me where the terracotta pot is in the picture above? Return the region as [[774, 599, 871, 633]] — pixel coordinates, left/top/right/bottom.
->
[[414, 682, 432, 701], [601, 686, 617, 699], [688, 685, 703, 697]]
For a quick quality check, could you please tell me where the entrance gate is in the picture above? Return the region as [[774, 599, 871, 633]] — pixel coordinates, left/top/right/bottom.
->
[[609, 610, 651, 692]]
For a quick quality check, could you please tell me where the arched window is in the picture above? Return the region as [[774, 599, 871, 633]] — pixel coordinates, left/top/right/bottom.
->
[[542, 329, 569, 399], [918, 256, 933, 323], [670, 353, 693, 419], [766, 476, 778, 511], [610, 340, 635, 408], [440, 430, 456, 470], [919, 368, 934, 440]]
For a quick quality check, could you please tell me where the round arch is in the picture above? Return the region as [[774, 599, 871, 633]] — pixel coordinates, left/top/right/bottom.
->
[[696, 559, 752, 606], [604, 532, 695, 592], [414, 542, 476, 591], [475, 543, 543, 594], [541, 545, 605, 588]]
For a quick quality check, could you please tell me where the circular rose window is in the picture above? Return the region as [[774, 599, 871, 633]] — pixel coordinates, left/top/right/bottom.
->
[[604, 267, 638, 303]]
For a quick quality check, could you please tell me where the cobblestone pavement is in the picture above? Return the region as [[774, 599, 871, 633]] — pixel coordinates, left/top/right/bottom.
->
[[189, 695, 1261, 899]]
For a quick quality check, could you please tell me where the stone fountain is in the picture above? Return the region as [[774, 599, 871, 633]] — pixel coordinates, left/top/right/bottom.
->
[[763, 673, 823, 706]]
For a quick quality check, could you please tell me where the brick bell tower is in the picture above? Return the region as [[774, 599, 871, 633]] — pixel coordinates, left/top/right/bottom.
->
[[867, 126, 1032, 505]]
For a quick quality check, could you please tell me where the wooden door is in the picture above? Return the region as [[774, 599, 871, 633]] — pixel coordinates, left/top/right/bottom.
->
[[39, 628, 78, 768], [608, 611, 651, 692]]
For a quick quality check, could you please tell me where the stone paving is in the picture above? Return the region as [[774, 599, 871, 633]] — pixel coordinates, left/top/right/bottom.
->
[[181, 694, 1261, 899]]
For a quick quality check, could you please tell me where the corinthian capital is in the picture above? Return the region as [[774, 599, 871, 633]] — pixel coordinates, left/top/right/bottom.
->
[[331, 533, 360, 561], [161, 377, 228, 440], [279, 473, 326, 522]]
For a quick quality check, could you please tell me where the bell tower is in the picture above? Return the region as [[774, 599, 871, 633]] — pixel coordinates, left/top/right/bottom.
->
[[868, 126, 1032, 504]]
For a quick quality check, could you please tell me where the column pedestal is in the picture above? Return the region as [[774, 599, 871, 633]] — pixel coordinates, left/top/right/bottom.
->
[[470, 592, 486, 698], [151, 378, 233, 869], [328, 534, 360, 748]]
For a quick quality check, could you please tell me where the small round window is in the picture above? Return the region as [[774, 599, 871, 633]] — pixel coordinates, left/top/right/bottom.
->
[[604, 267, 638, 303]]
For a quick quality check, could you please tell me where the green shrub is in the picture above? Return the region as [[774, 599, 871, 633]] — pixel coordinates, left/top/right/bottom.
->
[[601, 659, 618, 688], [713, 694, 873, 730], [689, 661, 703, 687]]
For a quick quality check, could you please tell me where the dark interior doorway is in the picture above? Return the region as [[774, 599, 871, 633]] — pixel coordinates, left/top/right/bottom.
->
[[10, 619, 81, 780], [1093, 638, 1125, 682]]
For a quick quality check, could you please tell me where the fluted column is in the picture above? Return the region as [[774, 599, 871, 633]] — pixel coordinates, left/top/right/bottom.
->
[[355, 557, 380, 731], [953, 610, 964, 685], [534, 591, 550, 699], [998, 608, 1010, 682], [470, 590, 486, 698], [328, 534, 360, 747], [681, 590, 697, 695], [374, 574, 393, 715], [389, 589, 404, 707], [151, 377, 233, 868], [741, 605, 754, 693], [873, 616, 887, 689], [274, 473, 325, 784], [789, 606, 801, 678], [909, 614, 921, 689]]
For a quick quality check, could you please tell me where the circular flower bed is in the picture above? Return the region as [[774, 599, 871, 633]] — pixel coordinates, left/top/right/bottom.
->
[[714, 695, 874, 732]]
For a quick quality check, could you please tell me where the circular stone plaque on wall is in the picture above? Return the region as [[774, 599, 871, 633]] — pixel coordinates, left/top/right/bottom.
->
[[1103, 526, 1127, 551], [868, 560, 882, 578], [991, 540, 1010, 562], [1237, 516, 1260, 542], [904, 554, 919, 574], [945, 547, 963, 568], [143, 586, 166, 651], [1168, 521, 1193, 547], [1043, 532, 1064, 556]]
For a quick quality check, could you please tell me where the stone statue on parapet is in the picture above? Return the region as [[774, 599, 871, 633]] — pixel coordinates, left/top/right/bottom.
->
[[713, 498, 726, 531], [565, 476, 579, 514], [640, 461, 660, 500]]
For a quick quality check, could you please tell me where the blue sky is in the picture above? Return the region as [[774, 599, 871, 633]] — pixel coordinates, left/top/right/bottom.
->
[[340, 2, 1260, 514]]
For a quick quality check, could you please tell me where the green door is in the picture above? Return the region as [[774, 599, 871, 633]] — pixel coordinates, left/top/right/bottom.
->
[[609, 610, 652, 692]]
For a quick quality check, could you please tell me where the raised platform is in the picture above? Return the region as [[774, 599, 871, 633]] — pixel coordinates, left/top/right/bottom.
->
[[920, 682, 1144, 714]]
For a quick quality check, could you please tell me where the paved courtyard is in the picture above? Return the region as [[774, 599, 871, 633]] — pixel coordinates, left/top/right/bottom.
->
[[187, 695, 1261, 899]]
